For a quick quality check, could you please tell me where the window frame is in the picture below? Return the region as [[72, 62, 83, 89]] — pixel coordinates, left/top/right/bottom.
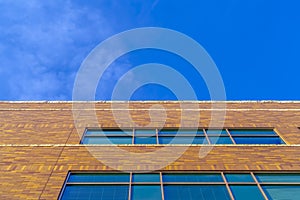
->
[[80, 128, 286, 145], [59, 171, 300, 200]]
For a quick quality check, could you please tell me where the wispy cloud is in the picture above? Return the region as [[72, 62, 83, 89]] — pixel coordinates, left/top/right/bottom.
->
[[0, 0, 161, 100], [0, 0, 113, 100]]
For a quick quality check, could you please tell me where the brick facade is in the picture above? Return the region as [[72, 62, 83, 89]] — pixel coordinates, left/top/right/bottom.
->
[[0, 101, 299, 199]]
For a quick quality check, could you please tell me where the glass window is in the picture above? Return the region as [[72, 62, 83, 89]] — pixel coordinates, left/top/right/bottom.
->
[[81, 128, 285, 145], [225, 174, 254, 182], [131, 185, 162, 200], [68, 173, 130, 183], [134, 136, 157, 144], [159, 136, 208, 144], [230, 185, 264, 200], [85, 129, 132, 136], [205, 129, 228, 135], [61, 185, 129, 200], [163, 173, 223, 182], [82, 136, 132, 144], [164, 185, 230, 200], [209, 136, 233, 144], [132, 174, 160, 182], [256, 174, 300, 182], [61, 172, 300, 200], [229, 129, 276, 136], [262, 185, 300, 200], [135, 129, 156, 136], [159, 129, 204, 135], [233, 136, 284, 144]]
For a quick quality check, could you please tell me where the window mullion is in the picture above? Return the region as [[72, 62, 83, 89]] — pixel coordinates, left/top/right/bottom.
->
[[160, 172, 165, 200], [156, 128, 159, 144], [250, 172, 269, 200], [128, 172, 132, 200], [221, 172, 235, 200], [132, 128, 135, 144], [203, 129, 211, 144], [226, 129, 236, 144]]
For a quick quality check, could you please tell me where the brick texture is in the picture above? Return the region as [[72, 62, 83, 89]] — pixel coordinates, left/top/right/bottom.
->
[[0, 101, 299, 199]]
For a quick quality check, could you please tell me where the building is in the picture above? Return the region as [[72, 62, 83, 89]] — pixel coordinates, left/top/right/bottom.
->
[[0, 101, 299, 199]]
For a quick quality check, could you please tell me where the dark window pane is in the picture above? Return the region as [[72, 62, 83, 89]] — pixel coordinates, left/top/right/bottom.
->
[[61, 185, 129, 200], [233, 137, 284, 144], [85, 129, 132, 136], [256, 174, 300, 182], [192, 137, 208, 144], [135, 129, 156, 136], [68, 173, 130, 182], [132, 174, 160, 182], [263, 185, 300, 200], [205, 129, 228, 135], [158, 129, 179, 135], [159, 129, 204, 135], [163, 173, 223, 182], [82, 136, 132, 144], [230, 185, 264, 200], [209, 136, 233, 144], [134, 136, 157, 144], [158, 136, 175, 144], [229, 129, 276, 136], [225, 174, 254, 182], [158, 136, 208, 144], [131, 185, 162, 200], [164, 185, 230, 200]]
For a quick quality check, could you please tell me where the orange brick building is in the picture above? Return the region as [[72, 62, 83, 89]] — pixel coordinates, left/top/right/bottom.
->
[[0, 101, 299, 199]]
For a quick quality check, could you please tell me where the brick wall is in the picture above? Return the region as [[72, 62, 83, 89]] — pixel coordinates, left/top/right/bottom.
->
[[0, 101, 299, 199]]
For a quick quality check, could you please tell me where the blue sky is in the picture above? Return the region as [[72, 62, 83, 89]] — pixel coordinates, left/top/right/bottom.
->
[[0, 0, 299, 100]]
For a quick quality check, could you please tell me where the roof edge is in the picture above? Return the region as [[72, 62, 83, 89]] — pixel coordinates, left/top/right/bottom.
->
[[0, 100, 299, 103]]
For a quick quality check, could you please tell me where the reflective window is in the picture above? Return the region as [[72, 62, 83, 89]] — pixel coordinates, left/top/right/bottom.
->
[[164, 185, 230, 200], [82, 136, 132, 144], [262, 185, 300, 200], [68, 173, 129, 182], [60, 172, 300, 200], [209, 136, 233, 144], [205, 129, 228, 135], [81, 128, 285, 145], [229, 129, 277, 135], [163, 173, 223, 182], [225, 173, 254, 182], [159, 129, 204, 135], [233, 136, 284, 144], [134, 136, 156, 144], [85, 129, 132, 136], [158, 136, 208, 144], [230, 185, 265, 200], [256, 173, 300, 182], [132, 174, 160, 183], [135, 129, 156, 136], [61, 185, 129, 200], [131, 185, 162, 200]]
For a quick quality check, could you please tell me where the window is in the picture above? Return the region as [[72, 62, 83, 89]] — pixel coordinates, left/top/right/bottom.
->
[[80, 128, 285, 145], [225, 172, 300, 200], [230, 185, 264, 200], [158, 129, 208, 145], [229, 129, 284, 144], [81, 129, 133, 145], [59, 172, 300, 200], [164, 185, 230, 200], [259, 174, 300, 199], [133, 129, 157, 144], [60, 173, 130, 200], [162, 173, 223, 182]]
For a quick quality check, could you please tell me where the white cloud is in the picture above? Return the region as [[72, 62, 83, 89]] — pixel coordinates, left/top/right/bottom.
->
[[0, 0, 160, 100], [0, 0, 113, 100]]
